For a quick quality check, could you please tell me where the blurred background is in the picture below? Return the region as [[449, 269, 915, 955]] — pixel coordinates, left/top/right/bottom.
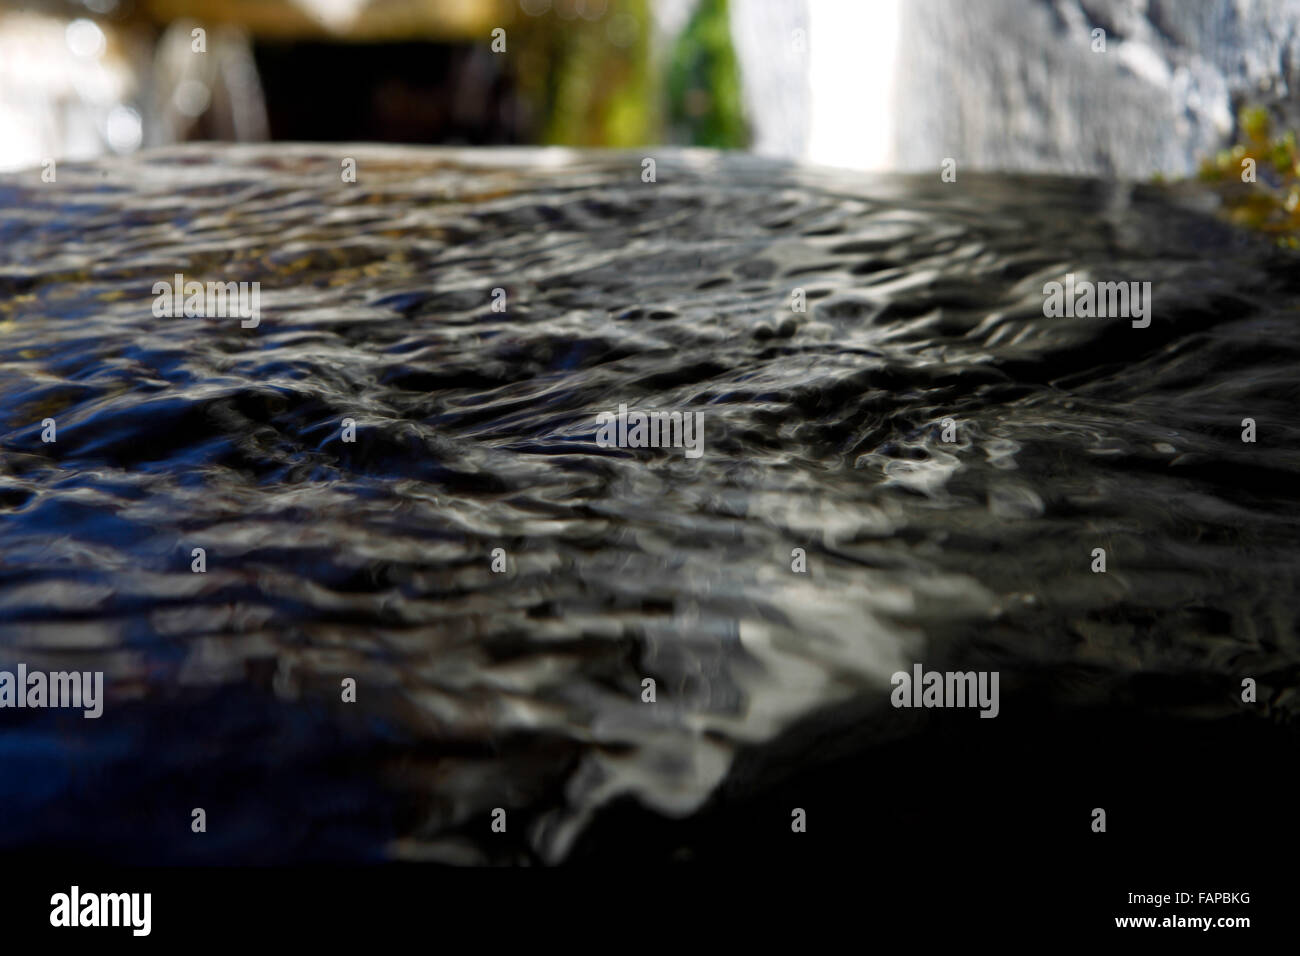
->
[[2, 0, 1300, 177]]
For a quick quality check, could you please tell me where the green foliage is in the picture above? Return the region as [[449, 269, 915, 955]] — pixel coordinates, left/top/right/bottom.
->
[[512, 0, 748, 151], [515, 0, 658, 149], [665, 0, 749, 149]]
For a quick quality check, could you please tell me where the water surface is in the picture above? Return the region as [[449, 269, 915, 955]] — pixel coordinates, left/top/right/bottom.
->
[[0, 146, 1297, 865]]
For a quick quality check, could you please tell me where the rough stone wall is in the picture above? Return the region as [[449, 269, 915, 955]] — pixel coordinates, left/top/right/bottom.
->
[[892, 0, 1300, 177]]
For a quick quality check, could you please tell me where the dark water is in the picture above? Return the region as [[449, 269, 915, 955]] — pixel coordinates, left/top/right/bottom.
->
[[0, 145, 1297, 866]]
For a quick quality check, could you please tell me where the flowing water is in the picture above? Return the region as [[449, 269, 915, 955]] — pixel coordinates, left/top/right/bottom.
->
[[0, 145, 1297, 865]]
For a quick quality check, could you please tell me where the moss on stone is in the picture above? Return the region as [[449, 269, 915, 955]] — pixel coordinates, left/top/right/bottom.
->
[[1195, 106, 1300, 248]]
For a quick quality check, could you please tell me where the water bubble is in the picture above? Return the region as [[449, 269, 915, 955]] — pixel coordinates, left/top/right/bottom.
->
[[66, 19, 106, 59], [105, 106, 142, 153]]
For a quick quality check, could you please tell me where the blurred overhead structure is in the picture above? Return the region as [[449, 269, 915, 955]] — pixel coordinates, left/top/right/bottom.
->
[[0, 0, 750, 171], [137, 0, 516, 41]]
